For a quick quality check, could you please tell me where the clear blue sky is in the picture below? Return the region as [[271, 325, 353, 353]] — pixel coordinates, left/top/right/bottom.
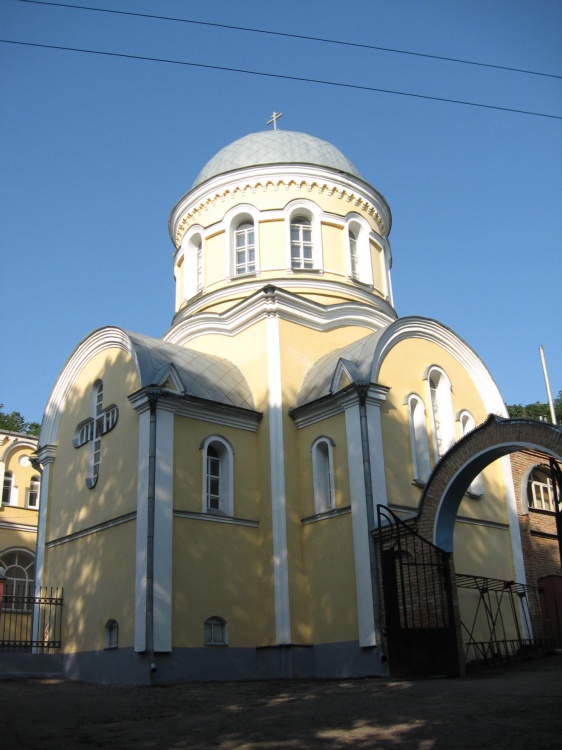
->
[[1, 0, 561, 424]]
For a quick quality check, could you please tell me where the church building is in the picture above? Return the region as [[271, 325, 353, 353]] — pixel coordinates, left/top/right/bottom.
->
[[34, 125, 527, 683]]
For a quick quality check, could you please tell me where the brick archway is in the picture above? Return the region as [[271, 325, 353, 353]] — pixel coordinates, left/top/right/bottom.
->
[[416, 415, 562, 551]]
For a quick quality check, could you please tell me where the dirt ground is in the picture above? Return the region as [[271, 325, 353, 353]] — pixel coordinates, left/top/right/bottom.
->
[[3, 654, 562, 749]]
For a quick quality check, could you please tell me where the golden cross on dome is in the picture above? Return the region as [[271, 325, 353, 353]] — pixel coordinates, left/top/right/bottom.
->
[[267, 111, 283, 130]]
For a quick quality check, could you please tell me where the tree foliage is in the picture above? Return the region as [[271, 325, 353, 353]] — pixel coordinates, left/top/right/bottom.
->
[[0, 404, 40, 437], [506, 391, 562, 424]]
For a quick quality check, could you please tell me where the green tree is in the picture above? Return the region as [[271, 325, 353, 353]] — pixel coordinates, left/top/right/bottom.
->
[[0, 404, 40, 437], [506, 390, 562, 423]]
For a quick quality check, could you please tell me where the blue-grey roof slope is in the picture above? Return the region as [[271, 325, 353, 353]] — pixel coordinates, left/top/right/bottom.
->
[[126, 331, 255, 410], [193, 130, 362, 187], [297, 330, 385, 406]]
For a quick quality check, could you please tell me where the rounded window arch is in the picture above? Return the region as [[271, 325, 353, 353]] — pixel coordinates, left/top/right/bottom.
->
[[425, 366, 456, 459], [204, 616, 227, 646], [405, 393, 431, 484], [104, 619, 119, 649], [179, 225, 205, 301], [224, 205, 260, 278], [0, 548, 35, 600], [345, 214, 374, 286], [457, 410, 483, 496], [201, 436, 234, 516], [311, 436, 335, 513], [284, 201, 323, 271]]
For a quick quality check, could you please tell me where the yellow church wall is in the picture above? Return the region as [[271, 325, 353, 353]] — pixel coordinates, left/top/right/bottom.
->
[[301, 514, 358, 643], [172, 416, 260, 521], [172, 520, 260, 648], [378, 338, 508, 523], [46, 521, 136, 652], [46, 349, 140, 542], [289, 414, 358, 644]]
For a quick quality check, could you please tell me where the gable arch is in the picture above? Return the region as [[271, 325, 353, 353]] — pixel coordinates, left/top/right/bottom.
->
[[416, 415, 562, 551]]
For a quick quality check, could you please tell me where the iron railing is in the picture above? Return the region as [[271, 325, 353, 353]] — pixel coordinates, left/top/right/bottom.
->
[[456, 573, 545, 665], [0, 586, 63, 653]]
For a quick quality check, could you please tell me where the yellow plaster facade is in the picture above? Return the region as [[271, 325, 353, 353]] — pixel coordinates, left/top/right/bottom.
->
[[33, 129, 525, 683]]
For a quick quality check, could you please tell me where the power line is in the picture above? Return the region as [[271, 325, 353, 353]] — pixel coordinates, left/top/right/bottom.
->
[[3, 38, 560, 121], [16, 0, 562, 81]]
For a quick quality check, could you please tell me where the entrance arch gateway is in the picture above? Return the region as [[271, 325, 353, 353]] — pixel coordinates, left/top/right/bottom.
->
[[416, 415, 562, 551], [376, 416, 562, 677]]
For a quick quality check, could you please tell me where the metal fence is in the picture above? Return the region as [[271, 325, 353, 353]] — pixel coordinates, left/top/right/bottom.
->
[[0, 586, 63, 653]]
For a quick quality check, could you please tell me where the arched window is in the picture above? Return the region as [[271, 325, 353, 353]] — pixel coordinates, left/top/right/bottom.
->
[[527, 465, 555, 512], [290, 216, 313, 269], [234, 220, 256, 275], [201, 437, 234, 516], [346, 217, 374, 286], [196, 237, 203, 291], [458, 411, 483, 496], [27, 474, 41, 509], [204, 616, 227, 646], [312, 437, 335, 513], [0, 549, 35, 605], [2, 470, 13, 505], [349, 229, 359, 279], [406, 394, 431, 483], [104, 619, 119, 649], [180, 228, 204, 300], [426, 367, 456, 459]]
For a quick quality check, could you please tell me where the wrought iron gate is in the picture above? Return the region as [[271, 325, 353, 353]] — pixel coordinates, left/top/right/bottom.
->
[[376, 506, 460, 677], [0, 586, 63, 653]]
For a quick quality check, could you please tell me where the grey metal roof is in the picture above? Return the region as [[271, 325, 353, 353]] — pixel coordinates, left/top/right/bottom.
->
[[297, 330, 385, 406], [126, 331, 255, 409], [193, 130, 362, 187]]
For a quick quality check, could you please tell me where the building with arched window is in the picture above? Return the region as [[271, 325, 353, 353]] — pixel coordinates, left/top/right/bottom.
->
[[0, 429, 40, 600], [30, 127, 542, 684]]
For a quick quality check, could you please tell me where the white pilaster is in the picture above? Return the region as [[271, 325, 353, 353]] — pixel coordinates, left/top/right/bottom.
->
[[344, 402, 377, 647], [153, 403, 174, 652], [266, 313, 291, 644], [32, 446, 56, 645], [134, 406, 150, 652]]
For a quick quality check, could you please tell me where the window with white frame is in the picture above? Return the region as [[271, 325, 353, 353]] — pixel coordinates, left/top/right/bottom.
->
[[2, 471, 13, 505], [204, 616, 227, 646], [426, 367, 456, 459], [234, 220, 256, 275], [104, 619, 119, 649], [349, 229, 359, 278], [290, 216, 314, 269], [406, 394, 431, 483], [346, 217, 374, 287], [27, 474, 40, 508], [202, 437, 234, 516], [179, 228, 204, 300], [312, 437, 335, 513], [458, 411, 483, 496], [527, 465, 555, 512], [0, 549, 35, 608]]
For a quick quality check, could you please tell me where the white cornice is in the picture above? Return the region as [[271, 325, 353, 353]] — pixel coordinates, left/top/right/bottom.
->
[[165, 284, 396, 346], [129, 389, 262, 432], [371, 317, 508, 416], [39, 327, 138, 448], [170, 164, 392, 248], [290, 383, 389, 428]]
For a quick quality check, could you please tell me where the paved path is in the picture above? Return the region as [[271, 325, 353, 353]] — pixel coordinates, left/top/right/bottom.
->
[[3, 654, 562, 748]]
